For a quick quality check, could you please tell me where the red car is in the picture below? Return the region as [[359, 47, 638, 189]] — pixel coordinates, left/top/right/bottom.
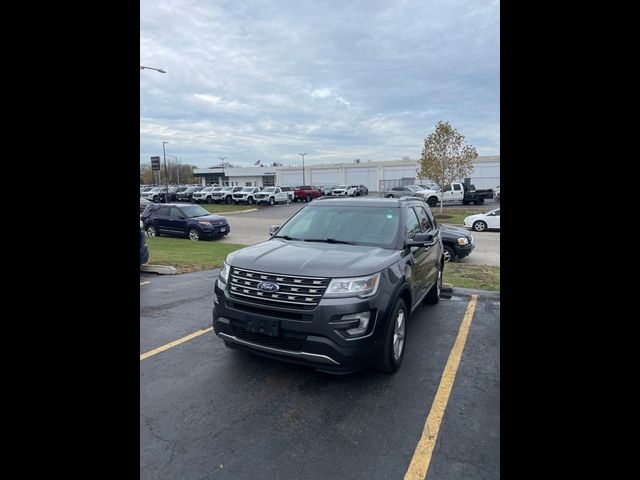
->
[[293, 185, 323, 202]]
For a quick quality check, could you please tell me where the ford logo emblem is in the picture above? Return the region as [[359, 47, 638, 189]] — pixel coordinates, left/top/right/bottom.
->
[[257, 281, 279, 292]]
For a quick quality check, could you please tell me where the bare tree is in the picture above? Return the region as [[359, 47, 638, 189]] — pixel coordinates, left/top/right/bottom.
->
[[419, 121, 478, 213]]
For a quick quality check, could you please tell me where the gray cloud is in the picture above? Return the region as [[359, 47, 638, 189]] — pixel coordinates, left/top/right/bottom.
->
[[140, 0, 499, 167]]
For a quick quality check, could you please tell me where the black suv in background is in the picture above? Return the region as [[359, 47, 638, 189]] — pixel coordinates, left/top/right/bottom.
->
[[213, 197, 444, 374], [176, 187, 199, 202], [142, 203, 230, 241]]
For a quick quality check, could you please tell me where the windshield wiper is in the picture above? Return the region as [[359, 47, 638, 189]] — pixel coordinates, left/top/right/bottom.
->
[[303, 238, 357, 245], [273, 235, 303, 241]]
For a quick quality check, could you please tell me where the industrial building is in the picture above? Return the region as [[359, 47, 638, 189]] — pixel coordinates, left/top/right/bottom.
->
[[193, 156, 499, 192]]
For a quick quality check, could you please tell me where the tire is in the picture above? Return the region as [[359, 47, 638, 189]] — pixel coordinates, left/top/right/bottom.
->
[[188, 227, 201, 241], [207, 196, 213, 204], [474, 198, 485, 205], [146, 224, 158, 237], [386, 194, 394, 198], [427, 197, 438, 207], [306, 194, 311, 202], [443, 245, 456, 263], [247, 197, 254, 205], [226, 196, 233, 204], [424, 262, 443, 305], [293, 197, 298, 203], [153, 195, 159, 203], [269, 197, 275, 206], [374, 297, 408, 374], [473, 220, 487, 232], [462, 200, 470, 205]]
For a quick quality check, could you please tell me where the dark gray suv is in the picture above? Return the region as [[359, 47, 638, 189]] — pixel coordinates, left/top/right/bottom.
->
[[213, 197, 444, 374]]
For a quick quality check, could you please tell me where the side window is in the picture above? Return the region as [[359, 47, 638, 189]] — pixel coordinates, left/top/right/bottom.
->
[[414, 206, 433, 232], [275, 188, 281, 193], [444, 185, 452, 192], [169, 208, 183, 220], [156, 207, 170, 216], [453, 184, 462, 191], [404, 208, 421, 239], [492, 209, 500, 216]]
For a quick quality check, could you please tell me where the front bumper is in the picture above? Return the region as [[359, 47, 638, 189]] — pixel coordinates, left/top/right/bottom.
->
[[454, 242, 475, 259], [212, 280, 388, 373]]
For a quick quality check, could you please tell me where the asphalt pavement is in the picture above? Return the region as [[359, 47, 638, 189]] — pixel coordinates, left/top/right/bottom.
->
[[140, 271, 500, 479]]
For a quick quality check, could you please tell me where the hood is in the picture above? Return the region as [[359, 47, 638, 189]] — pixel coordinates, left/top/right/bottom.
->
[[440, 224, 471, 239], [226, 239, 402, 278], [198, 214, 227, 223], [464, 213, 485, 223]]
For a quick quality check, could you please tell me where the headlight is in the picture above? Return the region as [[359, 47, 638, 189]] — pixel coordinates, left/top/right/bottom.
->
[[325, 272, 380, 298], [219, 262, 230, 283], [198, 221, 212, 226], [457, 237, 469, 246]]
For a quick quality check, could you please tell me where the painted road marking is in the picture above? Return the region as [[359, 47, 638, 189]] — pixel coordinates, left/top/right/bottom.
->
[[140, 281, 151, 286], [140, 327, 214, 361], [404, 294, 479, 480]]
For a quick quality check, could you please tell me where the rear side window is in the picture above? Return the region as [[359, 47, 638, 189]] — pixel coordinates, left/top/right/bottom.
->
[[155, 207, 170, 216]]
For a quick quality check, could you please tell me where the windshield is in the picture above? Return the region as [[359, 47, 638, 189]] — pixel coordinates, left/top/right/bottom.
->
[[275, 206, 400, 248], [262, 187, 275, 192], [180, 205, 210, 217], [241, 187, 254, 192], [200, 187, 213, 192], [407, 185, 421, 191], [337, 185, 347, 189], [221, 186, 234, 191]]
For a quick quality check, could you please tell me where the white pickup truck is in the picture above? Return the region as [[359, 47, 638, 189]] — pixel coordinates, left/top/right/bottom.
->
[[255, 186, 290, 205], [419, 182, 486, 207]]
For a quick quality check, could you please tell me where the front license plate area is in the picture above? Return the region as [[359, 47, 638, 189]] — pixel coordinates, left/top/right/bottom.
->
[[245, 316, 280, 336]]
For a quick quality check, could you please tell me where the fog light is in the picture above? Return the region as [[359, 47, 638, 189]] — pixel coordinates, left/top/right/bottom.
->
[[343, 311, 371, 336]]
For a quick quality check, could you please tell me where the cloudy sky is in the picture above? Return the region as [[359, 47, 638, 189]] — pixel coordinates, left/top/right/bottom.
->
[[140, 0, 499, 168]]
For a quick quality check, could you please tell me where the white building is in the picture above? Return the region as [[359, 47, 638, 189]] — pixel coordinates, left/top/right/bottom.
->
[[193, 156, 499, 192]]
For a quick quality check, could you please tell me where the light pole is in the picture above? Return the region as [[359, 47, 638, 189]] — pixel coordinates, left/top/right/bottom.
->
[[162, 141, 169, 202], [140, 66, 166, 73], [298, 153, 307, 185]]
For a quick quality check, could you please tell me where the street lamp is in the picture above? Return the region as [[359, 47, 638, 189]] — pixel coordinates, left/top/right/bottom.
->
[[298, 153, 307, 185], [140, 65, 166, 73], [162, 141, 169, 202]]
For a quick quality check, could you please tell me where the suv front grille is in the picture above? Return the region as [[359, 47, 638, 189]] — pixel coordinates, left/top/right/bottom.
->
[[228, 267, 330, 310], [232, 325, 306, 351]]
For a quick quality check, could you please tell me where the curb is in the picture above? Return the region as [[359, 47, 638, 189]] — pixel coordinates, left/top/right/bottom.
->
[[219, 208, 257, 215], [140, 264, 178, 275]]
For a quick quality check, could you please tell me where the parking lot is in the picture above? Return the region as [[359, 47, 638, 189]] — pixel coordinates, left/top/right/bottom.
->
[[140, 271, 500, 479], [216, 200, 500, 266]]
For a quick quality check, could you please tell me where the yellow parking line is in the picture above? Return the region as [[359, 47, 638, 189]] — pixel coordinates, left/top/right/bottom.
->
[[140, 281, 150, 286], [404, 294, 478, 480], [140, 327, 214, 361]]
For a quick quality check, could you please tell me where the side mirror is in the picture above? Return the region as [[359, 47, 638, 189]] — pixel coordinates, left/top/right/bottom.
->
[[268, 225, 280, 236], [407, 232, 437, 247]]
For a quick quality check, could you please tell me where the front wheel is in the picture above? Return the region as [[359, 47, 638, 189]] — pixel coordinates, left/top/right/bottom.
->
[[226, 196, 233, 204], [443, 245, 455, 263], [375, 297, 408, 373], [424, 263, 443, 305], [269, 197, 275, 205], [207, 196, 213, 204], [473, 220, 487, 232], [247, 197, 254, 205], [306, 194, 311, 202], [427, 197, 438, 207], [188, 227, 201, 241], [386, 194, 394, 198], [146, 224, 158, 237]]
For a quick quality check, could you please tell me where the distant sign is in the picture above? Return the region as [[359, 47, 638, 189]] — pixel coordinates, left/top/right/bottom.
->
[[151, 156, 161, 171]]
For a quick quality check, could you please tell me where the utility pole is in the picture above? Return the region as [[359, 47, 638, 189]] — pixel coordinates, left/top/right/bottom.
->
[[298, 153, 307, 185], [163, 141, 169, 202]]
